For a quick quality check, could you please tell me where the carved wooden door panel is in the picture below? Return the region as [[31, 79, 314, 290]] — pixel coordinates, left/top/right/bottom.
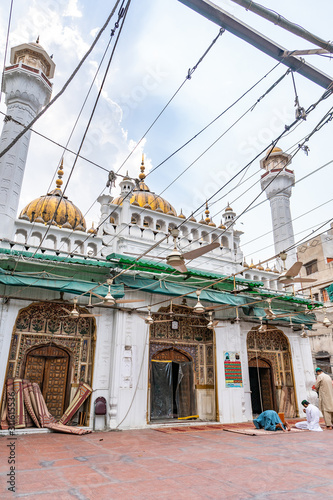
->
[[43, 357, 68, 420], [23, 345, 69, 420], [24, 355, 45, 388]]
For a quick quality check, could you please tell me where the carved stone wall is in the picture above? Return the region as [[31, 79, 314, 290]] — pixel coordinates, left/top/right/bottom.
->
[[5, 302, 95, 387], [247, 326, 297, 417]]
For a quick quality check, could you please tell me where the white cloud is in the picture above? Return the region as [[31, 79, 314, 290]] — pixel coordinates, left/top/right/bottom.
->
[[64, 0, 83, 18]]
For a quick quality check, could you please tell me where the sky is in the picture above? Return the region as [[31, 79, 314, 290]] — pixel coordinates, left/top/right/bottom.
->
[[0, 0, 333, 267]]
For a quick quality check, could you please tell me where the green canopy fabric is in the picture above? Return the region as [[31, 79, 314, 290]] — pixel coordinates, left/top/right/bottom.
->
[[115, 274, 315, 326], [0, 268, 124, 298], [116, 274, 267, 308]]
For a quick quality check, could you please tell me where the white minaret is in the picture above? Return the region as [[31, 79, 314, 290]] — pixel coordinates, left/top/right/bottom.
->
[[260, 147, 296, 269], [0, 41, 55, 239]]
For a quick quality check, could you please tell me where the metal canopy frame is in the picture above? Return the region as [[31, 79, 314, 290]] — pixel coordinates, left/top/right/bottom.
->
[[178, 0, 333, 89]]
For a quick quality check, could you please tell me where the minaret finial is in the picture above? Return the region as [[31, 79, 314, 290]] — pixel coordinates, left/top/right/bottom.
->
[[55, 158, 64, 191], [139, 153, 146, 180], [205, 200, 210, 224], [36, 36, 39, 44]]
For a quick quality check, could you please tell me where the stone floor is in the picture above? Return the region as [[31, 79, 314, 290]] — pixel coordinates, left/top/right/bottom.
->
[[1, 425, 333, 499]]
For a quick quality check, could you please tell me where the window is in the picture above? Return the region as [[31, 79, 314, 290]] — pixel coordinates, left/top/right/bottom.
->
[[304, 259, 318, 275], [321, 288, 329, 303], [315, 352, 331, 374]]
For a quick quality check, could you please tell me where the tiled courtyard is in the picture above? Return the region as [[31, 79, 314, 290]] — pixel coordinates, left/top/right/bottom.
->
[[1, 425, 333, 499]]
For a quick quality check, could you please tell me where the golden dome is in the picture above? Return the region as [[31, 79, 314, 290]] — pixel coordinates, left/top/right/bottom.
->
[[112, 155, 177, 216], [257, 261, 264, 271], [219, 219, 226, 230], [189, 215, 197, 222], [267, 146, 282, 154], [178, 209, 186, 219], [243, 259, 249, 268], [87, 222, 97, 235], [19, 160, 86, 231], [225, 203, 233, 212], [199, 214, 206, 224]]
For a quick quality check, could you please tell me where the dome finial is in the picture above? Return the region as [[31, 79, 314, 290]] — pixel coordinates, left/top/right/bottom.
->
[[139, 153, 146, 180], [55, 158, 64, 191], [205, 200, 210, 224]]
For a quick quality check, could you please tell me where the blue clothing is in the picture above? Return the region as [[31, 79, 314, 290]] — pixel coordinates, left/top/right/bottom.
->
[[253, 410, 285, 431]]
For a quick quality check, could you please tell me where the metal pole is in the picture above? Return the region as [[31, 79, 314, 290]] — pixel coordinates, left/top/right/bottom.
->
[[178, 0, 333, 89], [229, 0, 333, 54]]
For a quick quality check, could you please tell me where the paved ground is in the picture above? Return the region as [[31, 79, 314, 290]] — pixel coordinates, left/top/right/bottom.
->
[[1, 425, 333, 499]]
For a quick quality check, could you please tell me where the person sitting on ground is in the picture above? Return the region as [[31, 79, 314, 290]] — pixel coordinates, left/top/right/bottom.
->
[[295, 400, 323, 432], [314, 367, 333, 430], [253, 410, 291, 432]]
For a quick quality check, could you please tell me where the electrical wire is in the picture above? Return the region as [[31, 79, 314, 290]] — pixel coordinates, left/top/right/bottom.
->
[[0, 0, 122, 160], [0, 0, 14, 104], [115, 28, 225, 175], [30, 1, 131, 258], [10, 74, 333, 293], [3, 48, 333, 300]]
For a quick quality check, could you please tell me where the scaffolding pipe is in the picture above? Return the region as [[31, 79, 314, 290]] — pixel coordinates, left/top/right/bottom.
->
[[178, 0, 333, 89], [229, 0, 333, 54]]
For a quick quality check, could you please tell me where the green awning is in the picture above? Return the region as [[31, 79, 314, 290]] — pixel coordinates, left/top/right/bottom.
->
[[116, 274, 268, 308], [115, 274, 315, 326], [0, 268, 124, 298], [0, 247, 112, 267], [106, 252, 264, 286]]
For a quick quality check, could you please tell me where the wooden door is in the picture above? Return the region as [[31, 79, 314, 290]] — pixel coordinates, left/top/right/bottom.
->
[[24, 345, 69, 420]]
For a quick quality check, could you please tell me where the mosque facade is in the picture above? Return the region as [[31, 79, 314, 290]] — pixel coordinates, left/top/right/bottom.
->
[[0, 41, 320, 433]]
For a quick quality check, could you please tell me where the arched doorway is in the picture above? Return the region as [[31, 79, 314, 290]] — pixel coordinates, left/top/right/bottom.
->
[[150, 347, 196, 420], [22, 344, 71, 420], [248, 357, 275, 415], [247, 326, 297, 417], [3, 301, 95, 424]]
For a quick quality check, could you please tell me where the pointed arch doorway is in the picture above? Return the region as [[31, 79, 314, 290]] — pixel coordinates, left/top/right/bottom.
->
[[23, 344, 70, 420], [247, 326, 297, 417], [150, 347, 196, 420], [248, 357, 275, 414]]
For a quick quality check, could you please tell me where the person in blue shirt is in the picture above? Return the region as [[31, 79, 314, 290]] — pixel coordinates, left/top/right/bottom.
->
[[253, 410, 291, 432]]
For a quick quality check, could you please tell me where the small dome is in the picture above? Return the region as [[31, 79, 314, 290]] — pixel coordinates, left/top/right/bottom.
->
[[243, 260, 249, 268], [266, 146, 282, 155], [225, 203, 233, 212], [112, 155, 177, 216], [87, 222, 97, 235], [189, 215, 197, 222], [19, 160, 86, 231], [178, 209, 186, 219], [199, 214, 206, 224], [265, 263, 272, 272], [257, 261, 264, 271]]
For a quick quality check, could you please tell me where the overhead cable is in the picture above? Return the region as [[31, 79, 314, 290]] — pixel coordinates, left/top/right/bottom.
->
[[115, 28, 225, 175], [30, 1, 131, 258], [0, 0, 122, 160]]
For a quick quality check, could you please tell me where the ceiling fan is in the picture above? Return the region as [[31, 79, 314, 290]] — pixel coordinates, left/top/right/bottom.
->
[[60, 297, 101, 319], [189, 311, 219, 330], [138, 305, 175, 325], [276, 254, 316, 286], [263, 298, 300, 320], [126, 228, 220, 273], [91, 279, 145, 306], [182, 290, 224, 314]]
